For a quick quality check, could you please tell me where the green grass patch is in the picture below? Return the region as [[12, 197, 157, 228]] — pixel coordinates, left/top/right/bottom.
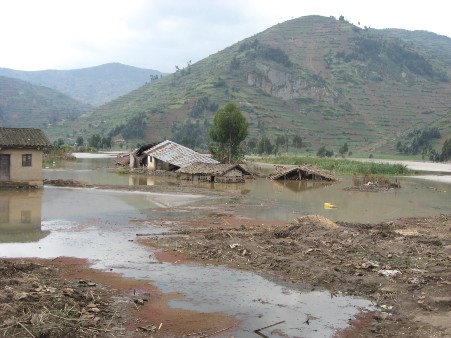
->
[[252, 156, 410, 175]]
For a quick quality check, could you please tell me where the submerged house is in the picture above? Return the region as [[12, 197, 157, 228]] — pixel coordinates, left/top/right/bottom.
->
[[116, 143, 157, 167], [268, 164, 336, 181], [0, 127, 52, 187], [128, 140, 219, 171], [177, 162, 252, 183]]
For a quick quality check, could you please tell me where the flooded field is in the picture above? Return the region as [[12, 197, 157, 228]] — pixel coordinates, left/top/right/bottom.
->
[[1, 156, 450, 337], [44, 157, 450, 223]]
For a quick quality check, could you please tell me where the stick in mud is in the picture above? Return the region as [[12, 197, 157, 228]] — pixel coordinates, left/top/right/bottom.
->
[[254, 320, 286, 337]]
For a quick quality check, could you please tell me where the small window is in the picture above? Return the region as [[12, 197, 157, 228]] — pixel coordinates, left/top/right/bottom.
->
[[22, 154, 32, 167]]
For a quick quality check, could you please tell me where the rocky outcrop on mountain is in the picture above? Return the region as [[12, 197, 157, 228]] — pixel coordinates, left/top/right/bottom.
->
[[247, 62, 335, 102]]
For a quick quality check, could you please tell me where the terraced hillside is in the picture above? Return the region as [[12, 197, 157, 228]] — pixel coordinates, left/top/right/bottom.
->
[[0, 76, 92, 134], [51, 16, 451, 154]]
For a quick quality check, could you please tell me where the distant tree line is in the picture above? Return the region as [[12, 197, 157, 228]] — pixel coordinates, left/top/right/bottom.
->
[[172, 119, 212, 150], [396, 127, 440, 155], [188, 97, 219, 118], [335, 37, 444, 80], [52, 133, 111, 151], [175, 61, 192, 77], [86, 134, 112, 150], [421, 138, 451, 162], [108, 112, 147, 140], [245, 133, 304, 156]]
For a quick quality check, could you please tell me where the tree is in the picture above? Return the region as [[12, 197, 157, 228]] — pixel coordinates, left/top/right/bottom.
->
[[338, 142, 349, 157], [257, 136, 273, 155], [209, 103, 248, 163], [441, 138, 451, 161], [88, 134, 102, 149], [246, 137, 258, 154], [76, 136, 84, 147], [293, 135, 303, 149], [317, 146, 334, 157]]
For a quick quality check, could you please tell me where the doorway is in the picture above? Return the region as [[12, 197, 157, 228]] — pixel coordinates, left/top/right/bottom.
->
[[0, 154, 11, 181]]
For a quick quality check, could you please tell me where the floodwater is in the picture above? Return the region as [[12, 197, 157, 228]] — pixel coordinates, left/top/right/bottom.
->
[[1, 156, 450, 337]]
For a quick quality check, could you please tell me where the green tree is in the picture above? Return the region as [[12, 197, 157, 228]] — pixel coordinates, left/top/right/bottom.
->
[[76, 136, 84, 147], [338, 142, 349, 157], [209, 103, 248, 163], [317, 146, 334, 157], [441, 138, 451, 161], [257, 136, 273, 155], [88, 134, 102, 149], [246, 137, 258, 153], [53, 138, 65, 149], [292, 135, 303, 149]]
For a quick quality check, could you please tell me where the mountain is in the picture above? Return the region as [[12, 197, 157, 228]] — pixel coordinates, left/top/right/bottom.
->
[[48, 16, 451, 154], [0, 75, 91, 135], [0, 63, 163, 106]]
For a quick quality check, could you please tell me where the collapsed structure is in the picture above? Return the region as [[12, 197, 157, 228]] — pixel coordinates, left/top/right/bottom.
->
[[268, 164, 336, 181], [177, 162, 252, 183], [116, 140, 218, 171]]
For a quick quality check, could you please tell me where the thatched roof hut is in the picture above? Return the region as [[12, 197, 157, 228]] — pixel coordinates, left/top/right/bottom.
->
[[268, 164, 336, 181], [177, 162, 252, 183]]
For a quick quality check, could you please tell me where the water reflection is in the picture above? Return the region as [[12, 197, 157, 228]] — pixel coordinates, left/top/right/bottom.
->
[[44, 157, 451, 223], [0, 186, 374, 338], [0, 190, 48, 243], [271, 179, 332, 193]]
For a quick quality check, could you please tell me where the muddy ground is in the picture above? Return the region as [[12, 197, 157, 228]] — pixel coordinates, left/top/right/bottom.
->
[[142, 213, 451, 338], [0, 257, 237, 338], [2, 180, 450, 337]]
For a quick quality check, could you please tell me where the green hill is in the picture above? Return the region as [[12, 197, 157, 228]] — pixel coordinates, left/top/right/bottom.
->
[[0, 76, 92, 136], [47, 16, 451, 155], [0, 63, 162, 106]]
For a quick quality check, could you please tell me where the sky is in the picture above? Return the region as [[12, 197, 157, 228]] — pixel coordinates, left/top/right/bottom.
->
[[1, 0, 450, 73]]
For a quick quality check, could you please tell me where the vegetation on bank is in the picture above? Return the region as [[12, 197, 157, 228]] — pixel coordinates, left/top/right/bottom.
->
[[251, 156, 411, 175], [43, 146, 76, 168]]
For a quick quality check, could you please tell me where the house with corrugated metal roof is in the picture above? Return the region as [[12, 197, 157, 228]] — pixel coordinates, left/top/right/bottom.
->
[[177, 162, 252, 183], [0, 127, 52, 187], [131, 140, 219, 171]]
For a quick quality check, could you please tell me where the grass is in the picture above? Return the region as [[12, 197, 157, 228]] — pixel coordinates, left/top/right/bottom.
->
[[250, 155, 411, 175]]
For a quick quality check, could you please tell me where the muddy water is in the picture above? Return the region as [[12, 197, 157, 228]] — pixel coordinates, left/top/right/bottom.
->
[[0, 186, 373, 337], [45, 157, 450, 223], [237, 178, 450, 223], [1, 157, 450, 337]]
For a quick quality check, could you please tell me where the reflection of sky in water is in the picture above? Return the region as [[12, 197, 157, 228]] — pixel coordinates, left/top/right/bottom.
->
[[0, 186, 374, 337]]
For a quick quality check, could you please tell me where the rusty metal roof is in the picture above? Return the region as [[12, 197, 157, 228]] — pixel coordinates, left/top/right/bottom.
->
[[144, 140, 219, 168], [0, 127, 52, 148]]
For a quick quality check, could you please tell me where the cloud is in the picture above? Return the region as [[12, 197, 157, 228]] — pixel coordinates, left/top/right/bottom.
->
[[0, 0, 450, 72]]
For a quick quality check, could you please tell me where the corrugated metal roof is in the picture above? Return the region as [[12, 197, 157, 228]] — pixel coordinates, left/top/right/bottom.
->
[[144, 140, 219, 168], [177, 162, 250, 175], [0, 127, 52, 148]]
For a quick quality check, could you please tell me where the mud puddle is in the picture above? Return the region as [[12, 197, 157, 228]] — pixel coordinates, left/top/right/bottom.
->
[[0, 186, 374, 337]]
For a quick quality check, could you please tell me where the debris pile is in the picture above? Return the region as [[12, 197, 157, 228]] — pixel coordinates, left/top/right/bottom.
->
[[345, 173, 401, 192], [146, 214, 451, 337], [0, 260, 123, 338]]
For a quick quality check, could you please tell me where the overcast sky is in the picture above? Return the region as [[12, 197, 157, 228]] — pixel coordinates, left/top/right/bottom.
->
[[1, 0, 449, 73]]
